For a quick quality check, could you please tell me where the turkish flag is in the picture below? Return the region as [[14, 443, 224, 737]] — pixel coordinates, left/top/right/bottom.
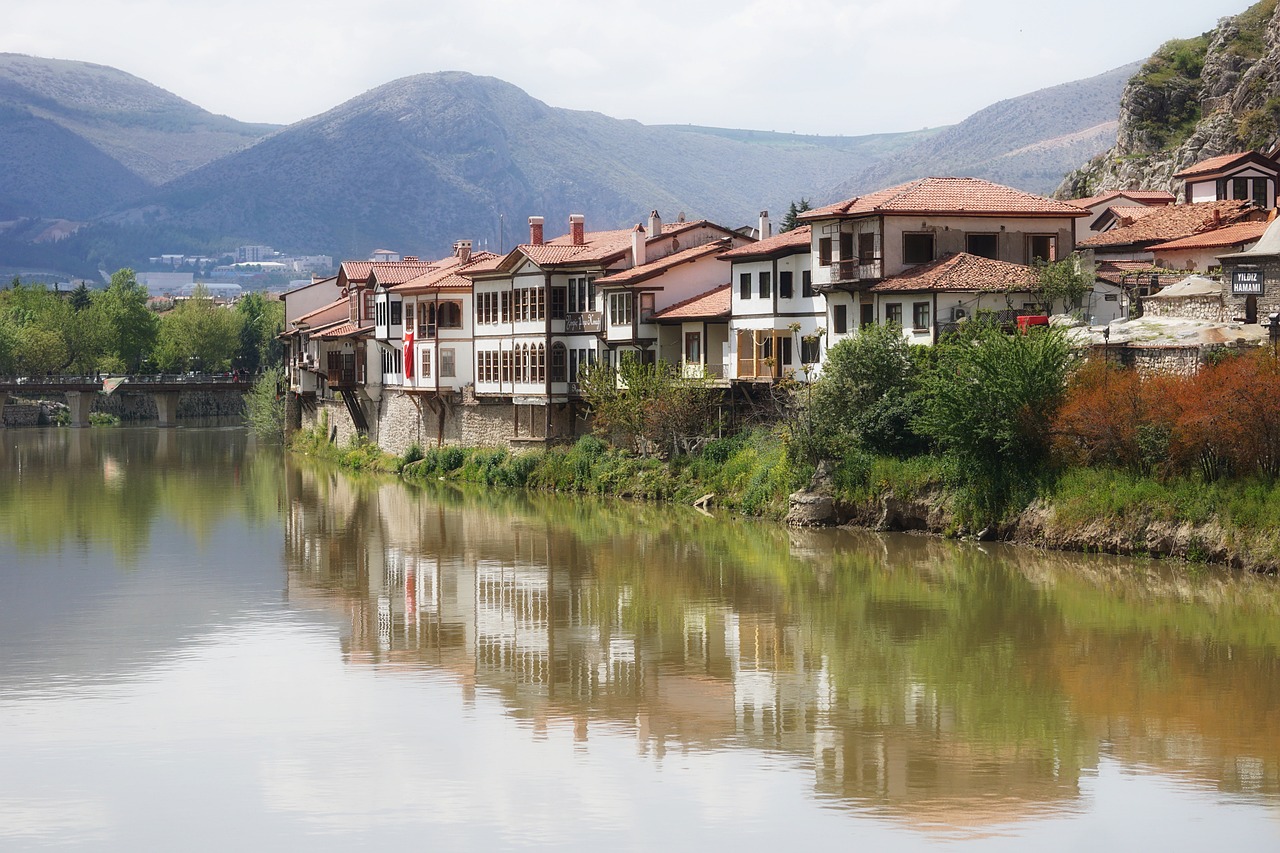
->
[[403, 327, 414, 379]]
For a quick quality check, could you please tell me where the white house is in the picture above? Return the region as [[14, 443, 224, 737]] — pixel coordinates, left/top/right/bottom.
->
[[1175, 150, 1280, 208]]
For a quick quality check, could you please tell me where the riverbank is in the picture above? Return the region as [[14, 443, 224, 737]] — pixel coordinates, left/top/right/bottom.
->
[[288, 425, 1280, 574]]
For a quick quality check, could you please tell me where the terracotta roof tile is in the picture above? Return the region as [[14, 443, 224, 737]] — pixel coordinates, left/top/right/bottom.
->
[[391, 251, 500, 293], [313, 321, 373, 339], [1068, 190, 1176, 208], [339, 260, 439, 287], [870, 252, 1037, 293], [718, 225, 810, 260], [1094, 260, 1162, 286], [1147, 220, 1269, 252], [596, 239, 731, 286], [651, 284, 731, 321], [1077, 200, 1258, 249], [800, 177, 1088, 220], [1173, 151, 1272, 179]]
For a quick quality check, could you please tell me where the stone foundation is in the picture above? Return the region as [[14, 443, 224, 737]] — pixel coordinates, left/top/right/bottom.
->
[[1142, 295, 1228, 322]]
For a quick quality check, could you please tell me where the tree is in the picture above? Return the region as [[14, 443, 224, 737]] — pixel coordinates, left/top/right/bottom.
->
[[780, 199, 812, 233], [244, 364, 287, 441], [917, 325, 1074, 525], [154, 285, 244, 372], [579, 355, 716, 456], [100, 269, 158, 371], [69, 283, 93, 312], [235, 292, 284, 373], [1025, 253, 1094, 315]]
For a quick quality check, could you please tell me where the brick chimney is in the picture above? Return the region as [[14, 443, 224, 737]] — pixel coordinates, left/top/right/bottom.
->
[[529, 216, 544, 246], [631, 224, 646, 267], [649, 209, 662, 238], [453, 240, 472, 263], [570, 213, 585, 246]]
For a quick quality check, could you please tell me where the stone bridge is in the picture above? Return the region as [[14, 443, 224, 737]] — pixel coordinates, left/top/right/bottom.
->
[[0, 374, 252, 427]]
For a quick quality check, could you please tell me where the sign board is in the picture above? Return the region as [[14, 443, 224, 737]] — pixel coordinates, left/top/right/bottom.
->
[[1232, 269, 1265, 295]]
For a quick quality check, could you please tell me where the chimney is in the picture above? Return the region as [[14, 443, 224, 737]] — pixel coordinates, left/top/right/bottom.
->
[[1213, 208, 1222, 227], [453, 240, 472, 263], [649, 209, 663, 238], [631, 224, 647, 267], [758, 210, 771, 240], [570, 213, 585, 246], [529, 216, 544, 246]]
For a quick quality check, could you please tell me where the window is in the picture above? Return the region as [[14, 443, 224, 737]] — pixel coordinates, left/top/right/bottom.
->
[[740, 272, 752, 299], [390, 301, 402, 326], [833, 304, 848, 334], [903, 233, 934, 265], [551, 343, 567, 382], [858, 232, 876, 263], [839, 232, 854, 264], [568, 276, 596, 313], [438, 301, 463, 329], [966, 233, 998, 260], [421, 348, 431, 378], [860, 303, 875, 328], [759, 271, 771, 299], [364, 291, 375, 319], [1254, 178, 1269, 209], [801, 270, 813, 297], [1234, 177, 1249, 201], [640, 292, 655, 321], [912, 301, 930, 331], [1028, 235, 1056, 263], [501, 350, 512, 383], [376, 299, 386, 327], [406, 302, 415, 328], [609, 292, 633, 326], [780, 336, 793, 366], [801, 336, 820, 364], [818, 237, 832, 266], [885, 303, 903, 326], [500, 291, 511, 323], [551, 286, 567, 320], [779, 271, 793, 299], [440, 348, 455, 378]]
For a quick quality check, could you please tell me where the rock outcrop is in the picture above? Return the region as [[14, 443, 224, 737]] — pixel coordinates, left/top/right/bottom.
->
[[1058, 0, 1280, 198]]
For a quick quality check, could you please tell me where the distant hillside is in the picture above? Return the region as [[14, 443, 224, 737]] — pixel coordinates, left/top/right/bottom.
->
[[1058, 0, 1280, 198], [0, 53, 278, 191], [134, 72, 934, 258], [830, 62, 1141, 200]]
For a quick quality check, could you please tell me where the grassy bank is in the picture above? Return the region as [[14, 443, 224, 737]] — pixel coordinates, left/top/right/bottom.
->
[[288, 424, 1280, 572]]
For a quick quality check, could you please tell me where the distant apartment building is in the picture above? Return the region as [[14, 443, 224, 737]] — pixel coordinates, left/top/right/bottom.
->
[[236, 245, 276, 263]]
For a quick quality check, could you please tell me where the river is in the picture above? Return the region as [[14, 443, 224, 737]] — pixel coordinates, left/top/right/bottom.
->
[[1, 426, 1278, 851]]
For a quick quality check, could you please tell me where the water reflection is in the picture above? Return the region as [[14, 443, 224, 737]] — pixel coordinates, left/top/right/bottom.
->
[[283, 461, 1280, 831]]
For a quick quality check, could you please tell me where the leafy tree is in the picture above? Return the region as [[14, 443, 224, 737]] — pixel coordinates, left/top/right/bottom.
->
[[100, 269, 158, 371], [780, 199, 812, 233], [1025, 253, 1094, 315], [235, 292, 284, 373], [154, 285, 244, 371], [795, 323, 926, 461], [244, 364, 287, 441], [917, 325, 1074, 525], [579, 355, 716, 455]]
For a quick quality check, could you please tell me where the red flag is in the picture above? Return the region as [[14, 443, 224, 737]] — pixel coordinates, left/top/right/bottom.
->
[[403, 327, 414, 379]]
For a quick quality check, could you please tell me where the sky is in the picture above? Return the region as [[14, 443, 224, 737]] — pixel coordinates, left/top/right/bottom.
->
[[1, 0, 1258, 136]]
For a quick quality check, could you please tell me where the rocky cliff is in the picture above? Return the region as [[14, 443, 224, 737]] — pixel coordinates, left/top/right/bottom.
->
[[1058, 0, 1280, 198]]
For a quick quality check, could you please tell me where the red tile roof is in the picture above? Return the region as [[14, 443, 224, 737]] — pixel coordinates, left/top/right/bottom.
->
[[800, 177, 1088, 220], [1147, 220, 1269, 252], [1094, 260, 1163, 286], [339, 260, 439, 289], [651, 284, 732, 321], [313, 321, 373, 339], [1068, 189, 1176, 208], [718, 225, 810, 260], [1077, 200, 1259, 249], [596, 239, 731, 286], [870, 253, 1037, 293], [1173, 151, 1276, 179], [392, 251, 500, 293]]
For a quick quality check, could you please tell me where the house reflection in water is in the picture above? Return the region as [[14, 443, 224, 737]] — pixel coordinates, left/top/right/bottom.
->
[[282, 462, 1279, 832]]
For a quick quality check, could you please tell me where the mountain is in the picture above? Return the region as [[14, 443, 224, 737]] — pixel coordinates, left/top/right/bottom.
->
[[0, 54, 278, 208], [829, 62, 1141, 201], [134, 72, 938, 259], [1057, 0, 1280, 197]]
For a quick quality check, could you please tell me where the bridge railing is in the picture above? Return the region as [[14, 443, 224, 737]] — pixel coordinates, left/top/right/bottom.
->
[[1, 372, 252, 386]]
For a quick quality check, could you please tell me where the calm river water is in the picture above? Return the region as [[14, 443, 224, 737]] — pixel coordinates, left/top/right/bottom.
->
[[2, 426, 1279, 851]]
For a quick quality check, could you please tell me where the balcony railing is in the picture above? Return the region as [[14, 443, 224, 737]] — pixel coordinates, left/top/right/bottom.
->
[[828, 258, 882, 284]]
